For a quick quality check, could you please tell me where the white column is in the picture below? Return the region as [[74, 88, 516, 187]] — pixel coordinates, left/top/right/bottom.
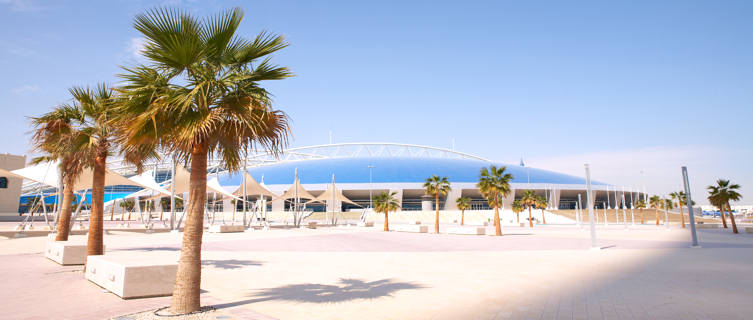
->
[[443, 186, 462, 211], [502, 189, 516, 210]]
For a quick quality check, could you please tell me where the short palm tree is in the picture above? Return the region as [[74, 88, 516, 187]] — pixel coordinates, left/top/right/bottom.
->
[[113, 8, 291, 314], [519, 190, 538, 228], [373, 191, 400, 231], [456, 196, 471, 225], [30, 105, 86, 241], [635, 199, 646, 224], [511, 200, 524, 224], [119, 199, 135, 220], [477, 166, 513, 236], [649, 195, 661, 225], [535, 195, 547, 224], [708, 179, 742, 234], [423, 175, 451, 234], [670, 191, 689, 228]]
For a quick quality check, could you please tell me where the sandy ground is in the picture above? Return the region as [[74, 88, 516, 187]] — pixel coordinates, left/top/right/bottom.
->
[[1, 222, 752, 320]]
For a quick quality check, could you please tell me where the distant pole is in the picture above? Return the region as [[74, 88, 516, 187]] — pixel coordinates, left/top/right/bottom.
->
[[577, 193, 583, 229], [621, 191, 628, 230], [170, 156, 176, 230], [368, 165, 374, 209], [629, 186, 635, 226], [242, 157, 247, 227], [664, 195, 670, 231], [585, 164, 598, 249], [614, 186, 620, 223], [606, 186, 611, 210], [603, 201, 608, 227], [681, 166, 700, 247]]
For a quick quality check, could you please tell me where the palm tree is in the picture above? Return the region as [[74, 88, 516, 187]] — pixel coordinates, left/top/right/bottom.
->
[[661, 198, 673, 225], [477, 166, 513, 236], [119, 199, 135, 220], [511, 200, 524, 224], [456, 196, 471, 226], [535, 195, 547, 224], [519, 190, 538, 228], [708, 179, 742, 234], [649, 195, 661, 226], [423, 175, 451, 234], [635, 199, 646, 224], [670, 191, 686, 228], [30, 105, 86, 241], [373, 191, 400, 231], [113, 8, 292, 314]]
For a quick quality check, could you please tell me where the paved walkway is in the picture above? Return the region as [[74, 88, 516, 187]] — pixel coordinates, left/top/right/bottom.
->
[[1, 224, 752, 319]]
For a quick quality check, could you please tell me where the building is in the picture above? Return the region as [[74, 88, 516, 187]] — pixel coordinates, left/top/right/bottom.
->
[[1, 154, 26, 219]]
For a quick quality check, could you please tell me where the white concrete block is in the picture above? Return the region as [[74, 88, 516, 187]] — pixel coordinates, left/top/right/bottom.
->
[[695, 223, 719, 229], [207, 224, 245, 233], [393, 225, 428, 233], [745, 227, 753, 234], [307, 222, 317, 229], [446, 226, 486, 235], [45, 239, 103, 265], [85, 252, 178, 299], [357, 221, 374, 227]]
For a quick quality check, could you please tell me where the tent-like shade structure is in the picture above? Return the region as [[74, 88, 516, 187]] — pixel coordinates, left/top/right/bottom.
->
[[207, 177, 240, 200], [274, 175, 316, 201], [163, 164, 232, 197], [306, 176, 359, 206], [232, 172, 276, 199]]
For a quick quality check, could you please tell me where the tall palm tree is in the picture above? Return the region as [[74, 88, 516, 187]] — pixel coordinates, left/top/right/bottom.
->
[[635, 199, 646, 224], [519, 190, 538, 228], [708, 179, 742, 234], [456, 196, 471, 226], [477, 166, 513, 236], [649, 195, 661, 226], [511, 200, 524, 224], [114, 8, 292, 314], [670, 191, 686, 228], [373, 191, 400, 231], [535, 195, 547, 224], [423, 175, 451, 234], [30, 105, 87, 241]]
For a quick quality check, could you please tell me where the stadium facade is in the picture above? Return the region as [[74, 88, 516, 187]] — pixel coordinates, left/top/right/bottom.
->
[[16, 143, 644, 213]]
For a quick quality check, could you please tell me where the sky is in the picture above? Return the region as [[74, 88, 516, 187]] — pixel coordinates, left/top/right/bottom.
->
[[0, 0, 751, 204]]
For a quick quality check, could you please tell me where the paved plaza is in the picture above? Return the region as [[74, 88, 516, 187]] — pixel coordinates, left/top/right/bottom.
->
[[1, 223, 752, 319]]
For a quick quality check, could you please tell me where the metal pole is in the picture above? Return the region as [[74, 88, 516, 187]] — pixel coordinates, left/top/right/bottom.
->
[[577, 193, 583, 229], [170, 156, 176, 230], [242, 157, 247, 227], [629, 186, 635, 226], [603, 201, 608, 227], [621, 191, 628, 230], [615, 186, 620, 223], [664, 195, 670, 231], [681, 166, 699, 247], [585, 164, 597, 249], [368, 165, 374, 209]]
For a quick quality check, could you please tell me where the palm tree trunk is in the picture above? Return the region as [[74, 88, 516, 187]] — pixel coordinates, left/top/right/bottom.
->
[[541, 209, 546, 224], [720, 206, 728, 228], [727, 203, 738, 234], [655, 209, 659, 226], [461, 209, 465, 226], [679, 202, 685, 228], [170, 141, 208, 314], [516, 212, 519, 224], [110, 203, 115, 221], [55, 175, 75, 241], [86, 150, 107, 258], [434, 193, 439, 234], [640, 209, 644, 224], [528, 206, 533, 228], [493, 205, 502, 236], [384, 211, 389, 231]]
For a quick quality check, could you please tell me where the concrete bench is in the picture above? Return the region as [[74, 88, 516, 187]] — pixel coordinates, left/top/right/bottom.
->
[[446, 226, 486, 235], [207, 224, 245, 233], [85, 252, 178, 299], [357, 221, 374, 227], [392, 225, 428, 233], [45, 237, 103, 266], [695, 223, 719, 229]]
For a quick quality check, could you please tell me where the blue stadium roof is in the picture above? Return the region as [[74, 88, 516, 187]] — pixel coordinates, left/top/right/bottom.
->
[[217, 157, 606, 186]]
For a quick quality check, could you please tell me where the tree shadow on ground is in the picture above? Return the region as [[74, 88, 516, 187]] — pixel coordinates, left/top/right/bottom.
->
[[201, 259, 263, 269], [116, 246, 179, 252], [211, 278, 426, 309]]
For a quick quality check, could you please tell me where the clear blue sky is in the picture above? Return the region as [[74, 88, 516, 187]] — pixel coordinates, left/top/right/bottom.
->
[[1, 0, 751, 202]]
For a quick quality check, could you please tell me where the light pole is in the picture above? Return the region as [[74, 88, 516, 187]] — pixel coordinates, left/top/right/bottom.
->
[[585, 164, 598, 249], [368, 165, 374, 209], [681, 166, 700, 247]]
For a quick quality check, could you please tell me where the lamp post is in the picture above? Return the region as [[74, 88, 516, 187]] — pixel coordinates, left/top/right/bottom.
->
[[585, 164, 598, 249], [681, 167, 700, 247], [368, 165, 374, 209]]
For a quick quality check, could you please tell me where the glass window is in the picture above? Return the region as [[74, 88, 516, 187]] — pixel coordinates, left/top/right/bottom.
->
[[0, 177, 7, 188]]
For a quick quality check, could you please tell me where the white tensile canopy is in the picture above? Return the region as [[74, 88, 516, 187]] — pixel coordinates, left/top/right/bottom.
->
[[207, 177, 240, 200], [162, 163, 231, 197], [275, 177, 316, 201], [306, 177, 359, 206], [232, 172, 276, 199]]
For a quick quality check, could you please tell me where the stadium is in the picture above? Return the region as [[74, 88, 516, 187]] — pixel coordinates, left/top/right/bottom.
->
[[12, 143, 645, 219]]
